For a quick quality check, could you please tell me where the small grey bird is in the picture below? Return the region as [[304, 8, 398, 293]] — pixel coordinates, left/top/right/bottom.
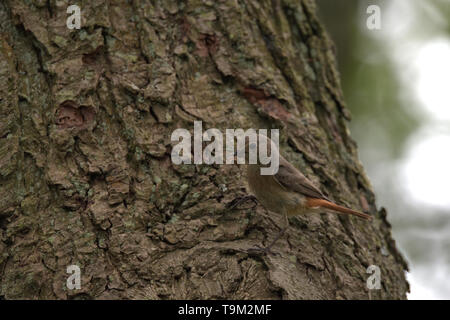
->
[[233, 135, 371, 254]]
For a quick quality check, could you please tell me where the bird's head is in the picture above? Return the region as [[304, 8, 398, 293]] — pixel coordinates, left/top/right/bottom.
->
[[235, 134, 280, 173]]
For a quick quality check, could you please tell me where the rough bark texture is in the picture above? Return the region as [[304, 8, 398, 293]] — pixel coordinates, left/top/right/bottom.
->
[[0, 0, 409, 299]]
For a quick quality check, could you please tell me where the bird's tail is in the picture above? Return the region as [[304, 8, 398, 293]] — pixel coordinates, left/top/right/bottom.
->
[[306, 198, 372, 220]]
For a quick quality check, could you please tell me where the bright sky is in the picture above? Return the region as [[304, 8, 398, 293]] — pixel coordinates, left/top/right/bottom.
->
[[380, 2, 450, 210], [415, 40, 450, 121], [400, 39, 450, 209], [371, 0, 450, 299], [403, 131, 450, 208], [402, 50, 450, 297]]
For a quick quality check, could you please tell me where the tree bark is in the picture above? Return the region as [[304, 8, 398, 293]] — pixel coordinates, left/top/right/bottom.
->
[[0, 0, 409, 299]]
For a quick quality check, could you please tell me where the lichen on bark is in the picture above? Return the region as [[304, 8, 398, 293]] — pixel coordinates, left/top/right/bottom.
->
[[0, 0, 408, 299]]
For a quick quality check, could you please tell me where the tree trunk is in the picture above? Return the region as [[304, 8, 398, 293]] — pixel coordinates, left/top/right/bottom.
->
[[0, 0, 408, 299]]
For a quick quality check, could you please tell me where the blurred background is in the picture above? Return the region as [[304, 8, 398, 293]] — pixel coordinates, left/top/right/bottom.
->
[[317, 0, 450, 299]]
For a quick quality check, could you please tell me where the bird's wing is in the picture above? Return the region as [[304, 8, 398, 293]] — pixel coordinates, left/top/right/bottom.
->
[[274, 159, 329, 200]]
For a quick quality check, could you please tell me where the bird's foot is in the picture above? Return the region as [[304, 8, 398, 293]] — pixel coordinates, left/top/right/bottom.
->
[[246, 244, 279, 256], [226, 195, 258, 210]]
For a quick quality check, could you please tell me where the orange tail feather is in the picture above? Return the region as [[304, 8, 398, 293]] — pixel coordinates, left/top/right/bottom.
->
[[306, 198, 372, 220]]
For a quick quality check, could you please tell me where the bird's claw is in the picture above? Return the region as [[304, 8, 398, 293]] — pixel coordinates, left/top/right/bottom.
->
[[226, 195, 258, 210]]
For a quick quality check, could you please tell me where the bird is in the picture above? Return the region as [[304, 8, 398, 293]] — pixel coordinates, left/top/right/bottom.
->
[[230, 134, 372, 255]]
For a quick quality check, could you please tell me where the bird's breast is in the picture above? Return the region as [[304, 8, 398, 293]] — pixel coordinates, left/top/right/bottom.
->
[[246, 164, 307, 216]]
